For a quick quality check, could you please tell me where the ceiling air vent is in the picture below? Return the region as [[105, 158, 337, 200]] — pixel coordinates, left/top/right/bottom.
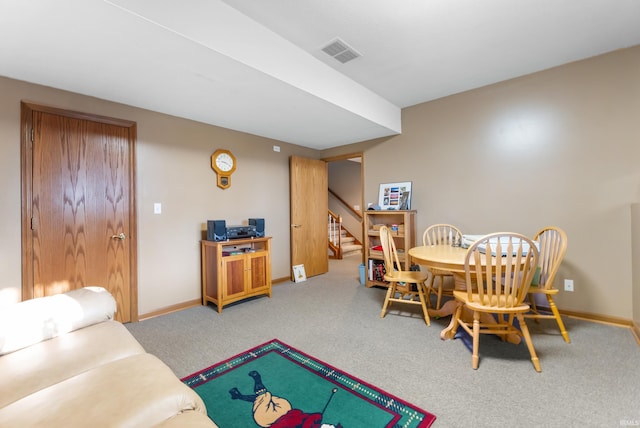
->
[[321, 38, 361, 64]]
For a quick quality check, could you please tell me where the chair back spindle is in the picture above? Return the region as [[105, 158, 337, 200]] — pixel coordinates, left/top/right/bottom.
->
[[465, 233, 539, 309], [535, 227, 567, 290]]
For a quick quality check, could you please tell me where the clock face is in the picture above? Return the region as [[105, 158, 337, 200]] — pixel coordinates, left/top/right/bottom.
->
[[211, 149, 236, 189], [215, 153, 234, 172]]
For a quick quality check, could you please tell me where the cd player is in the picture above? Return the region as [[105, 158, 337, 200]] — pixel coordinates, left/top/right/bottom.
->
[[226, 225, 257, 240]]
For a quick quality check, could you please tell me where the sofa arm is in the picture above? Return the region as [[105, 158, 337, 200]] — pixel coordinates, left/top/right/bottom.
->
[[0, 286, 116, 355]]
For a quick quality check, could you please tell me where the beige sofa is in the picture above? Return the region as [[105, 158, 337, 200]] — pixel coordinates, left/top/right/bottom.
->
[[0, 287, 217, 427]]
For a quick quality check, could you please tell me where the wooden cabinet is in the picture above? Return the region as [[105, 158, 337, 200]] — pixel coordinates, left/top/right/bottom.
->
[[201, 237, 272, 312], [364, 210, 417, 288]]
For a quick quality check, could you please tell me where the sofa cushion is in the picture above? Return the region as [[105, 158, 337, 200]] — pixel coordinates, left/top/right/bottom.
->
[[0, 286, 116, 355], [0, 353, 211, 427], [0, 320, 145, 408]]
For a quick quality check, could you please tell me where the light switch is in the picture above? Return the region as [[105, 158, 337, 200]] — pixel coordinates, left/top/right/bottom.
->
[[154, 203, 162, 214]]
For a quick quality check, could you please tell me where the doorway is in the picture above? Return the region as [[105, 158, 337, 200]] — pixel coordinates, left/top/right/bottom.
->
[[20, 102, 138, 322], [325, 153, 364, 268]]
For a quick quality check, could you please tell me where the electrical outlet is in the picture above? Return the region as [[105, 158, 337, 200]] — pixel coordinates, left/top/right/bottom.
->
[[564, 279, 574, 292]]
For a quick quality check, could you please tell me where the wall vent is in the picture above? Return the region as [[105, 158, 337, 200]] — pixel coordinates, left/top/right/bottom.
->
[[321, 38, 361, 64]]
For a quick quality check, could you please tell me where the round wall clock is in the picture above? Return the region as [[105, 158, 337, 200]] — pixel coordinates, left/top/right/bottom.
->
[[211, 149, 236, 189]]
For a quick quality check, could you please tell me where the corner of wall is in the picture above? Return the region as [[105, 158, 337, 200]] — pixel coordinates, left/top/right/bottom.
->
[[631, 203, 640, 333]]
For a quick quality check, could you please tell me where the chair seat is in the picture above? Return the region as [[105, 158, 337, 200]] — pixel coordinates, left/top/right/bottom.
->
[[528, 284, 559, 295], [453, 290, 530, 313], [379, 225, 431, 326], [384, 270, 429, 285]]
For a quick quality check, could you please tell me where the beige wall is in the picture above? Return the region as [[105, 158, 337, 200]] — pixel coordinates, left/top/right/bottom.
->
[[0, 76, 317, 315], [3, 45, 639, 321], [356, 46, 640, 320]]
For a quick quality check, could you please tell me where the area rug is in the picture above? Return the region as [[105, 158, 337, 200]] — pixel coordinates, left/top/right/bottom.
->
[[182, 339, 437, 428]]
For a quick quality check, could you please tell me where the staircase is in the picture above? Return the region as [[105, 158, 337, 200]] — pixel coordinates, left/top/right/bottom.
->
[[338, 227, 363, 257], [328, 211, 362, 259]]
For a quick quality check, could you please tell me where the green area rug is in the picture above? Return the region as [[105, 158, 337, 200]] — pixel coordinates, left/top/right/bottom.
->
[[182, 339, 436, 428]]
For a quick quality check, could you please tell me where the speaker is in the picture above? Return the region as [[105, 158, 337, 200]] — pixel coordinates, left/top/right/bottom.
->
[[249, 218, 265, 237], [207, 220, 227, 241]]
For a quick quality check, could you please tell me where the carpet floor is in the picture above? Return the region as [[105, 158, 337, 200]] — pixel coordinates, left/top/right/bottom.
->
[[127, 257, 640, 427], [182, 338, 437, 427]]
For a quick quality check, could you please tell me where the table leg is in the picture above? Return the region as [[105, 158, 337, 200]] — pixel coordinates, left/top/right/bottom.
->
[[439, 306, 522, 344], [428, 299, 458, 318], [439, 302, 462, 340]]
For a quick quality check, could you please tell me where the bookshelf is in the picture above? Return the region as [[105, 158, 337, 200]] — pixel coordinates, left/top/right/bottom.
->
[[363, 210, 417, 288]]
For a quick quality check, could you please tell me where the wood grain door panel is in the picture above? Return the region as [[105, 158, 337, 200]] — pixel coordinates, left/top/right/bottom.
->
[[22, 102, 137, 322], [290, 156, 328, 279]]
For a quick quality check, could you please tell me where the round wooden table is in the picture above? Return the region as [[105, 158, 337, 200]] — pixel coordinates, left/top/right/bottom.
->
[[409, 245, 522, 342]]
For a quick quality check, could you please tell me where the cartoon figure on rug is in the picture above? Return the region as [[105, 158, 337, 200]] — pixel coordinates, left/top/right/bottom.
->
[[229, 370, 343, 428]]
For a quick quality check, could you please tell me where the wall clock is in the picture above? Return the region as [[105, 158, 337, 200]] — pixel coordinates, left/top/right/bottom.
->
[[211, 149, 236, 189]]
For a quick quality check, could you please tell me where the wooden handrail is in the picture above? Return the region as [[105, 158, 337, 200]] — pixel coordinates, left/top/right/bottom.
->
[[328, 188, 362, 220]]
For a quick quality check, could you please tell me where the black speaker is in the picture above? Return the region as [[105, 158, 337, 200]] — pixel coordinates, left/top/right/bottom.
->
[[207, 220, 227, 241], [249, 218, 265, 237]]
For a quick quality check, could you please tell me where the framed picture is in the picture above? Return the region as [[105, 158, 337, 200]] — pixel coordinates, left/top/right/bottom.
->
[[292, 264, 307, 283], [378, 182, 412, 210]]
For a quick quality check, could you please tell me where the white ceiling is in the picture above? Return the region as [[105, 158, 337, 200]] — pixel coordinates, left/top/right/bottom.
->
[[1, 0, 639, 149]]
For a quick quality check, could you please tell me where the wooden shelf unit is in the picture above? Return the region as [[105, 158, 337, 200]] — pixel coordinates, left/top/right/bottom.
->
[[201, 236, 272, 312], [364, 210, 417, 288]]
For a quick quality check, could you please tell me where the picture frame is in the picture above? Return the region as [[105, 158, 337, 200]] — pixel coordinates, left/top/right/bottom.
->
[[378, 182, 412, 210], [292, 264, 307, 283]]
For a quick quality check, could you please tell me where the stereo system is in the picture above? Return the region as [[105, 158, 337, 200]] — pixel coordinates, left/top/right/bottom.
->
[[207, 220, 227, 242], [207, 218, 265, 241], [248, 218, 265, 237]]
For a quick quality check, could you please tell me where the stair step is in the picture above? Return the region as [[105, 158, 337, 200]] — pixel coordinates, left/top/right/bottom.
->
[[341, 236, 355, 244], [342, 248, 363, 257], [341, 244, 362, 253]]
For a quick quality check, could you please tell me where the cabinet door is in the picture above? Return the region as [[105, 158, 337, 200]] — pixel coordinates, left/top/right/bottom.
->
[[248, 252, 269, 292], [222, 255, 247, 299]]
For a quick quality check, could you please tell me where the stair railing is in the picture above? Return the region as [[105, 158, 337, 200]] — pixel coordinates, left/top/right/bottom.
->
[[328, 210, 342, 259]]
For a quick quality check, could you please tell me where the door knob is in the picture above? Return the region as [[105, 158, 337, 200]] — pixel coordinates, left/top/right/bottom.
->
[[291, 224, 302, 228], [111, 232, 126, 240]]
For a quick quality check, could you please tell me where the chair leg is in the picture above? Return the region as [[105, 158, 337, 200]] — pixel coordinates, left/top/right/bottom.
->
[[417, 282, 431, 326], [529, 293, 540, 324], [516, 313, 541, 372], [380, 282, 396, 318], [547, 295, 570, 343], [472, 311, 480, 370]]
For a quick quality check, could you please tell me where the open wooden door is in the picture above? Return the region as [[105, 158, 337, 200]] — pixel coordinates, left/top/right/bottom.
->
[[290, 156, 328, 279], [21, 102, 137, 322]]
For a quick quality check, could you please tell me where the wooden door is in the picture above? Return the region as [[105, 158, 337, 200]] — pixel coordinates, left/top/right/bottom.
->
[[21, 102, 137, 322], [290, 156, 328, 279]]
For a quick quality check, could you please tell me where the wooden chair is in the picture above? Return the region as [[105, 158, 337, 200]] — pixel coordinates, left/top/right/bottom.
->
[[422, 224, 463, 309], [379, 226, 431, 326], [449, 233, 541, 371], [524, 226, 569, 342]]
